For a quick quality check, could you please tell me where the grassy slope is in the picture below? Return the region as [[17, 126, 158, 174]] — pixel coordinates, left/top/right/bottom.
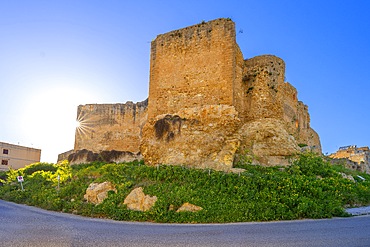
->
[[0, 153, 370, 223]]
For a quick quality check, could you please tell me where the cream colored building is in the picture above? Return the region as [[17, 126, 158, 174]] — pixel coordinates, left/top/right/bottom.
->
[[0, 142, 41, 171], [330, 145, 370, 173]]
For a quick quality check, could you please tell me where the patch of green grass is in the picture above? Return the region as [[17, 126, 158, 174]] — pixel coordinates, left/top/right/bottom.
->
[[1, 153, 370, 223]]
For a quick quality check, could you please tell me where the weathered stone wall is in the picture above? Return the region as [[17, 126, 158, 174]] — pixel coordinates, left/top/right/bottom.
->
[[241, 55, 285, 122], [235, 54, 321, 163], [148, 18, 239, 119], [281, 82, 298, 130], [231, 45, 247, 122], [294, 102, 321, 152], [74, 100, 148, 154], [280, 81, 321, 151]]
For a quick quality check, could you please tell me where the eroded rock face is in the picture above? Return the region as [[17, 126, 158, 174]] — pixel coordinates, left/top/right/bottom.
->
[[123, 187, 157, 212], [68, 149, 142, 165], [176, 202, 203, 213], [238, 118, 300, 166], [84, 181, 117, 205], [141, 105, 241, 171]]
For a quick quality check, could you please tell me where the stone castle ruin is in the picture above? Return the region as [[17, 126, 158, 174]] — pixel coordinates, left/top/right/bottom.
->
[[70, 18, 321, 171]]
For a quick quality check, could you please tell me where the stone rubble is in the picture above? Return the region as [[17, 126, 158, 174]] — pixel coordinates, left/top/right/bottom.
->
[[84, 181, 117, 205], [123, 187, 157, 212], [176, 202, 203, 213]]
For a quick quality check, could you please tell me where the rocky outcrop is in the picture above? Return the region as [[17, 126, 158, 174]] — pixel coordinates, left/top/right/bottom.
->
[[176, 202, 203, 213], [141, 105, 241, 171], [123, 187, 157, 212], [84, 181, 117, 205], [339, 172, 355, 182], [238, 118, 300, 166], [57, 149, 74, 162], [68, 149, 142, 165]]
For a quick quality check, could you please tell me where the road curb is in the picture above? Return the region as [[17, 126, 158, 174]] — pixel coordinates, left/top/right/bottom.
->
[[345, 206, 370, 216]]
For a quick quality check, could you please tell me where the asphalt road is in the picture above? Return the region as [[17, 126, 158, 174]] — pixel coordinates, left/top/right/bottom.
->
[[1, 200, 370, 247]]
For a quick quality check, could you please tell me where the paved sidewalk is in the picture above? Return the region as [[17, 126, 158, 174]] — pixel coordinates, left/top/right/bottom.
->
[[345, 206, 370, 216]]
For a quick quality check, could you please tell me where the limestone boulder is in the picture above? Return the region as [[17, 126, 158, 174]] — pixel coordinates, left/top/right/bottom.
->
[[84, 181, 117, 205], [176, 202, 203, 213], [339, 172, 355, 182], [123, 187, 157, 212], [141, 105, 241, 171], [238, 118, 300, 166]]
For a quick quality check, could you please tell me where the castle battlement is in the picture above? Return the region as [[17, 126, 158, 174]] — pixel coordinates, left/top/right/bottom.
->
[[149, 18, 239, 119]]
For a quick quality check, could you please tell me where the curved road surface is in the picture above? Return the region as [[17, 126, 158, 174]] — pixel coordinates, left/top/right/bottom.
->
[[1, 200, 369, 247]]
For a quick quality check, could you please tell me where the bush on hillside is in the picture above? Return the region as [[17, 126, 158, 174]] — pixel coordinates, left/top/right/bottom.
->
[[0, 153, 369, 223], [23, 162, 57, 175]]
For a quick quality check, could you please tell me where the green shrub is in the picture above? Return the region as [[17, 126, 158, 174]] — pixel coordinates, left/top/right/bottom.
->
[[0, 171, 6, 184], [1, 154, 370, 223], [23, 162, 57, 175], [289, 152, 338, 178]]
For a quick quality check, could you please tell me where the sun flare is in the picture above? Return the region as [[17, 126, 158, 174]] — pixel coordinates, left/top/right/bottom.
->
[[20, 86, 101, 162], [75, 120, 81, 129]]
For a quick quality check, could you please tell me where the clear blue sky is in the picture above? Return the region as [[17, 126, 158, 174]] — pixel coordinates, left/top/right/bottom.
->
[[1, 1, 369, 162]]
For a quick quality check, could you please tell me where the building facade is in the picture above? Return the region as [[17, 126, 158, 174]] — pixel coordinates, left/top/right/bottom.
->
[[330, 145, 370, 173], [0, 142, 41, 171]]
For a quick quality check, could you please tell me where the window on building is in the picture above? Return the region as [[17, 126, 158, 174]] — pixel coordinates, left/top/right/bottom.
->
[[1, 160, 8, 166], [3, 149, 9, 155]]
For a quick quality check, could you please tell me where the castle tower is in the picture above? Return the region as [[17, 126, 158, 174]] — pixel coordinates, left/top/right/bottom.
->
[[241, 55, 285, 121], [148, 18, 242, 119]]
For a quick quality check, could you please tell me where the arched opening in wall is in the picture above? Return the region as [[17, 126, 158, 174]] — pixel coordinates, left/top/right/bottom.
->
[[292, 93, 296, 101], [295, 119, 299, 129]]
